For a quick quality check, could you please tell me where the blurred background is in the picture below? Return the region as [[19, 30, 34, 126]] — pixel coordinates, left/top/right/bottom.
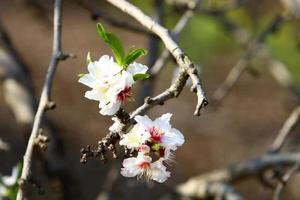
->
[[0, 0, 300, 199]]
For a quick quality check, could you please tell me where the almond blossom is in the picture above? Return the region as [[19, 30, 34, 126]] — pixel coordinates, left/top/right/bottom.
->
[[119, 113, 184, 183], [120, 153, 170, 183], [134, 113, 185, 150], [79, 55, 148, 115]]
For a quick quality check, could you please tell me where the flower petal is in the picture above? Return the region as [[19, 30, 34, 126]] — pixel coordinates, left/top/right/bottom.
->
[[134, 115, 153, 129], [127, 62, 148, 76]]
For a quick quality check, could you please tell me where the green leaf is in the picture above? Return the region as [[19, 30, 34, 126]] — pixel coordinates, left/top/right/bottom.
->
[[17, 162, 23, 179], [78, 73, 86, 78], [133, 73, 150, 81], [96, 23, 125, 65], [124, 48, 147, 67], [86, 52, 92, 65]]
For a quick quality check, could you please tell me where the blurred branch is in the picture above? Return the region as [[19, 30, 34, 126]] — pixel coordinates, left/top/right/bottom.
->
[[137, 0, 164, 104], [176, 152, 300, 199], [269, 105, 300, 153], [78, 0, 153, 36], [17, 0, 72, 199], [0, 22, 36, 134], [0, 138, 10, 151], [273, 162, 300, 200], [213, 14, 289, 102], [150, 3, 196, 76], [105, 0, 208, 116], [96, 164, 119, 200]]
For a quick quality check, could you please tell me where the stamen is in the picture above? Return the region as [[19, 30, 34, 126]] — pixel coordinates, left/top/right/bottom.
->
[[117, 87, 132, 101]]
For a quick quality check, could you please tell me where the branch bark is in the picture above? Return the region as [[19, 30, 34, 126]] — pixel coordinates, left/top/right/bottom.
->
[[16, 0, 70, 199], [269, 105, 300, 153], [105, 0, 208, 116]]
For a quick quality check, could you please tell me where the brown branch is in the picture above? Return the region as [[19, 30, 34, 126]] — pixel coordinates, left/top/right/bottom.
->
[[269, 105, 300, 153], [176, 152, 300, 199], [16, 0, 70, 199], [150, 4, 196, 76], [105, 0, 208, 116], [273, 161, 300, 200]]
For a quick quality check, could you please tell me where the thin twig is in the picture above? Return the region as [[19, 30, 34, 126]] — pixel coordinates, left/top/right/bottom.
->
[[150, 4, 196, 76], [137, 0, 164, 104], [17, 0, 70, 199], [273, 162, 300, 200], [213, 14, 289, 102], [269, 105, 300, 153], [105, 0, 208, 115]]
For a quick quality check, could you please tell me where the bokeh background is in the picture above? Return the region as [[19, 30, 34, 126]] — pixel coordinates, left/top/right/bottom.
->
[[0, 0, 300, 199]]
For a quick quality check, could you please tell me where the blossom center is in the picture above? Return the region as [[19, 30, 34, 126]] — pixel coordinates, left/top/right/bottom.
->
[[117, 87, 131, 102], [139, 161, 150, 170], [149, 127, 162, 142]]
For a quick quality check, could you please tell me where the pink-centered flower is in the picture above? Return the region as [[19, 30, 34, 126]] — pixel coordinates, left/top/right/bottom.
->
[[134, 113, 185, 150], [120, 153, 170, 183], [79, 55, 148, 116]]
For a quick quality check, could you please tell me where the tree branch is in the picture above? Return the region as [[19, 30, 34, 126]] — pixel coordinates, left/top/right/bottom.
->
[[150, 4, 196, 76], [16, 0, 70, 199], [269, 105, 300, 153], [273, 162, 300, 200], [105, 0, 208, 116], [176, 152, 300, 199], [213, 14, 289, 102]]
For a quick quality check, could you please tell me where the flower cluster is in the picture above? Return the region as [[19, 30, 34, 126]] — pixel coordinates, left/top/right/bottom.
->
[[79, 23, 149, 116], [79, 55, 148, 115], [119, 113, 184, 183], [79, 23, 185, 183]]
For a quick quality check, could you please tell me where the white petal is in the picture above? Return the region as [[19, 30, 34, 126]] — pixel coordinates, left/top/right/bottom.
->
[[84, 89, 102, 101], [78, 74, 97, 88], [121, 168, 140, 178], [153, 113, 173, 131], [122, 157, 137, 168], [2, 166, 18, 186], [136, 153, 152, 163], [161, 128, 184, 150], [150, 160, 170, 183], [134, 115, 153, 129], [99, 101, 121, 116], [127, 62, 148, 75], [158, 113, 172, 122]]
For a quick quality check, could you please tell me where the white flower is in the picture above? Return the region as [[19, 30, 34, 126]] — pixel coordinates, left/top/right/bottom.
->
[[79, 55, 131, 115], [79, 55, 149, 116], [0, 165, 19, 197], [119, 124, 150, 149], [121, 153, 152, 178], [150, 159, 171, 183], [120, 153, 170, 183], [134, 113, 184, 150]]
